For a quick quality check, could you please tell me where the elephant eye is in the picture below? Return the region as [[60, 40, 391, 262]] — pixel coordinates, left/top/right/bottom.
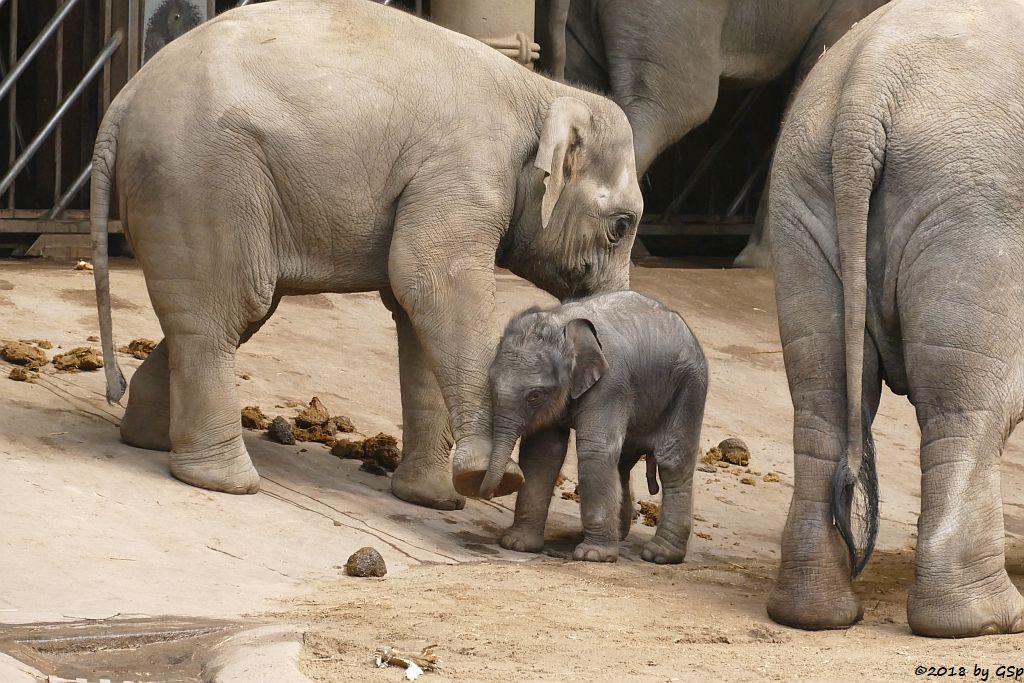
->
[[526, 389, 546, 407], [610, 215, 633, 244]]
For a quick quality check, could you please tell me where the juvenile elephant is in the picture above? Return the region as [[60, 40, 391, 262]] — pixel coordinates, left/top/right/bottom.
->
[[768, 0, 1024, 637], [556, 0, 889, 267], [91, 0, 643, 509], [482, 291, 708, 563]]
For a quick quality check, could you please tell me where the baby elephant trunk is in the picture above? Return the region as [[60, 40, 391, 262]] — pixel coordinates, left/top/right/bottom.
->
[[480, 417, 521, 499]]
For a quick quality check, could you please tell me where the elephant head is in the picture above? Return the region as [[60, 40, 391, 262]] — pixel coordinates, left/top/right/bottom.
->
[[499, 96, 643, 300], [480, 308, 608, 498]]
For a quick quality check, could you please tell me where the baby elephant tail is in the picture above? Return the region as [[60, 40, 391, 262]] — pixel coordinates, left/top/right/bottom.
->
[[91, 114, 126, 404], [830, 81, 888, 577]]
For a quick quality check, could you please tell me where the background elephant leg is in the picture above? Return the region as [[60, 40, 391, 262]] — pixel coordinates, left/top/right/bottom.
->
[[380, 290, 462, 511], [732, 181, 773, 269], [120, 339, 171, 451], [901, 280, 1024, 636], [767, 195, 881, 629], [500, 427, 569, 553], [573, 428, 626, 562]]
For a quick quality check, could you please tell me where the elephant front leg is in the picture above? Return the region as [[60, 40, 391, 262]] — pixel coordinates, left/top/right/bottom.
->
[[387, 204, 522, 500], [907, 405, 1024, 637], [120, 339, 171, 452], [500, 427, 569, 553], [381, 291, 462, 511], [573, 432, 626, 562]]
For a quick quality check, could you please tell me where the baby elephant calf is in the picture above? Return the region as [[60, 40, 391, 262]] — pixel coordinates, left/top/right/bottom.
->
[[482, 291, 708, 563]]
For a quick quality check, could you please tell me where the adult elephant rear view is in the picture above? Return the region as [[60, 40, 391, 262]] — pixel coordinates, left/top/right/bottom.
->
[[91, 0, 643, 509], [555, 0, 889, 266]]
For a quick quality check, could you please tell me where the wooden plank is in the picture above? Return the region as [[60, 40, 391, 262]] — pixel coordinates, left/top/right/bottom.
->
[[638, 220, 753, 237], [0, 218, 122, 233]]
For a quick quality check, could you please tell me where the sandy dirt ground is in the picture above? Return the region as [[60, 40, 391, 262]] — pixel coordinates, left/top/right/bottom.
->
[[1, 259, 1024, 681]]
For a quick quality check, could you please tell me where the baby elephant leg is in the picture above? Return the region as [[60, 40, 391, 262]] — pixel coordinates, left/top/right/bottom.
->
[[574, 430, 627, 562], [618, 453, 642, 541], [499, 427, 569, 553]]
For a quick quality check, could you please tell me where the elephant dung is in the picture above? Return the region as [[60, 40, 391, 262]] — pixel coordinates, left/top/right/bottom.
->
[[1, 341, 48, 369], [344, 546, 387, 577], [52, 347, 103, 372], [268, 416, 296, 445], [19, 338, 52, 349], [295, 397, 331, 428], [763, 472, 782, 483], [638, 501, 660, 527], [702, 438, 751, 467], [560, 485, 580, 503], [8, 367, 32, 382], [241, 406, 270, 430], [119, 338, 157, 359], [331, 433, 402, 473]]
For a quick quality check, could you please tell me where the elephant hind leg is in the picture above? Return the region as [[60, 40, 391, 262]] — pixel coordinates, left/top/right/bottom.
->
[[901, 280, 1024, 637], [120, 339, 171, 452]]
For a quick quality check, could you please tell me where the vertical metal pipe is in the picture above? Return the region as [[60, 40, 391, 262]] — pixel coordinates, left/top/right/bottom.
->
[[7, 0, 17, 210], [128, 0, 140, 77], [103, 0, 112, 110], [54, 17, 64, 204]]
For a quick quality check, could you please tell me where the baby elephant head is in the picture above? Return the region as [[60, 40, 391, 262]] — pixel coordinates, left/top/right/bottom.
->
[[480, 308, 609, 498]]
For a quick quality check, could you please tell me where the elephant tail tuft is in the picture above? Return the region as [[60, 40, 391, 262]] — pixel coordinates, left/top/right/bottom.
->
[[830, 67, 889, 576], [91, 113, 126, 404]]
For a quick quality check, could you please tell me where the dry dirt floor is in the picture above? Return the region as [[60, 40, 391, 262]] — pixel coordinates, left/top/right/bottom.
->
[[2, 259, 1024, 681]]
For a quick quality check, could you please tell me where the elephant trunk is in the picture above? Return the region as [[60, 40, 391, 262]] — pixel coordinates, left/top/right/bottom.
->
[[479, 417, 522, 499]]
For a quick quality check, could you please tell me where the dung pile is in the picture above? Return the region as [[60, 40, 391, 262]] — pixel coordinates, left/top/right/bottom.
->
[[8, 367, 32, 382], [119, 338, 157, 359], [290, 397, 355, 445], [638, 501, 660, 527], [52, 347, 103, 372], [241, 406, 270, 430], [699, 437, 751, 472], [331, 433, 401, 476], [1, 341, 48, 369]]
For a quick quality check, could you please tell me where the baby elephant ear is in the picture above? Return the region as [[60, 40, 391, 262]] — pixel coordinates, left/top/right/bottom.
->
[[535, 97, 594, 229], [565, 318, 608, 399]]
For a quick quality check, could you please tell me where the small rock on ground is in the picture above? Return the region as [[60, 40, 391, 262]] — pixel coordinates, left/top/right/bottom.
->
[[268, 416, 296, 445], [345, 547, 387, 577]]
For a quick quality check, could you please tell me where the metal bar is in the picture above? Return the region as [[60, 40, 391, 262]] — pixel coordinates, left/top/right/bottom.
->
[[0, 0, 84, 104], [0, 0, 10, 12], [236, 0, 255, 6], [128, 0, 140, 76], [0, 30, 124, 197], [656, 87, 764, 222], [7, 0, 17, 210], [725, 145, 773, 218], [47, 162, 90, 219], [103, 0, 112, 110], [54, 19, 64, 204]]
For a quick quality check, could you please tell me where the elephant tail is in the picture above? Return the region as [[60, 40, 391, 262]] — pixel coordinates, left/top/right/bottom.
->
[[829, 82, 888, 577], [91, 110, 126, 404]]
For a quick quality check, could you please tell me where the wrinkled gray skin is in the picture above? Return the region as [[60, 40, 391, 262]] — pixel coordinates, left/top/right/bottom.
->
[[559, 0, 888, 267], [768, 0, 1024, 638], [90, 0, 643, 509], [484, 291, 707, 564]]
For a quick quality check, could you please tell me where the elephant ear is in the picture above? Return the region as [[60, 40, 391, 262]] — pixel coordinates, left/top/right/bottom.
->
[[535, 97, 594, 229], [565, 318, 608, 399]]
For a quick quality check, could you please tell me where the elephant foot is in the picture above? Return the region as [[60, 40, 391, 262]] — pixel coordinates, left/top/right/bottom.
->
[[732, 240, 772, 269], [169, 441, 260, 495], [499, 526, 545, 553], [641, 535, 686, 565], [573, 541, 619, 563], [451, 436, 524, 498], [120, 414, 171, 452], [767, 561, 862, 630], [391, 458, 466, 511], [908, 571, 1024, 638]]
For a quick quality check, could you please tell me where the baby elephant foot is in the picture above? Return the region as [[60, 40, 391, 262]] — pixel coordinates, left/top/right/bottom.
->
[[909, 572, 1024, 638], [499, 526, 545, 554], [573, 542, 619, 563], [641, 536, 686, 565], [170, 440, 260, 495]]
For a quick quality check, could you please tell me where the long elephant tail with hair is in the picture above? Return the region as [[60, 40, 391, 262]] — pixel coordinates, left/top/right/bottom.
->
[[91, 111, 126, 404], [829, 68, 890, 577]]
